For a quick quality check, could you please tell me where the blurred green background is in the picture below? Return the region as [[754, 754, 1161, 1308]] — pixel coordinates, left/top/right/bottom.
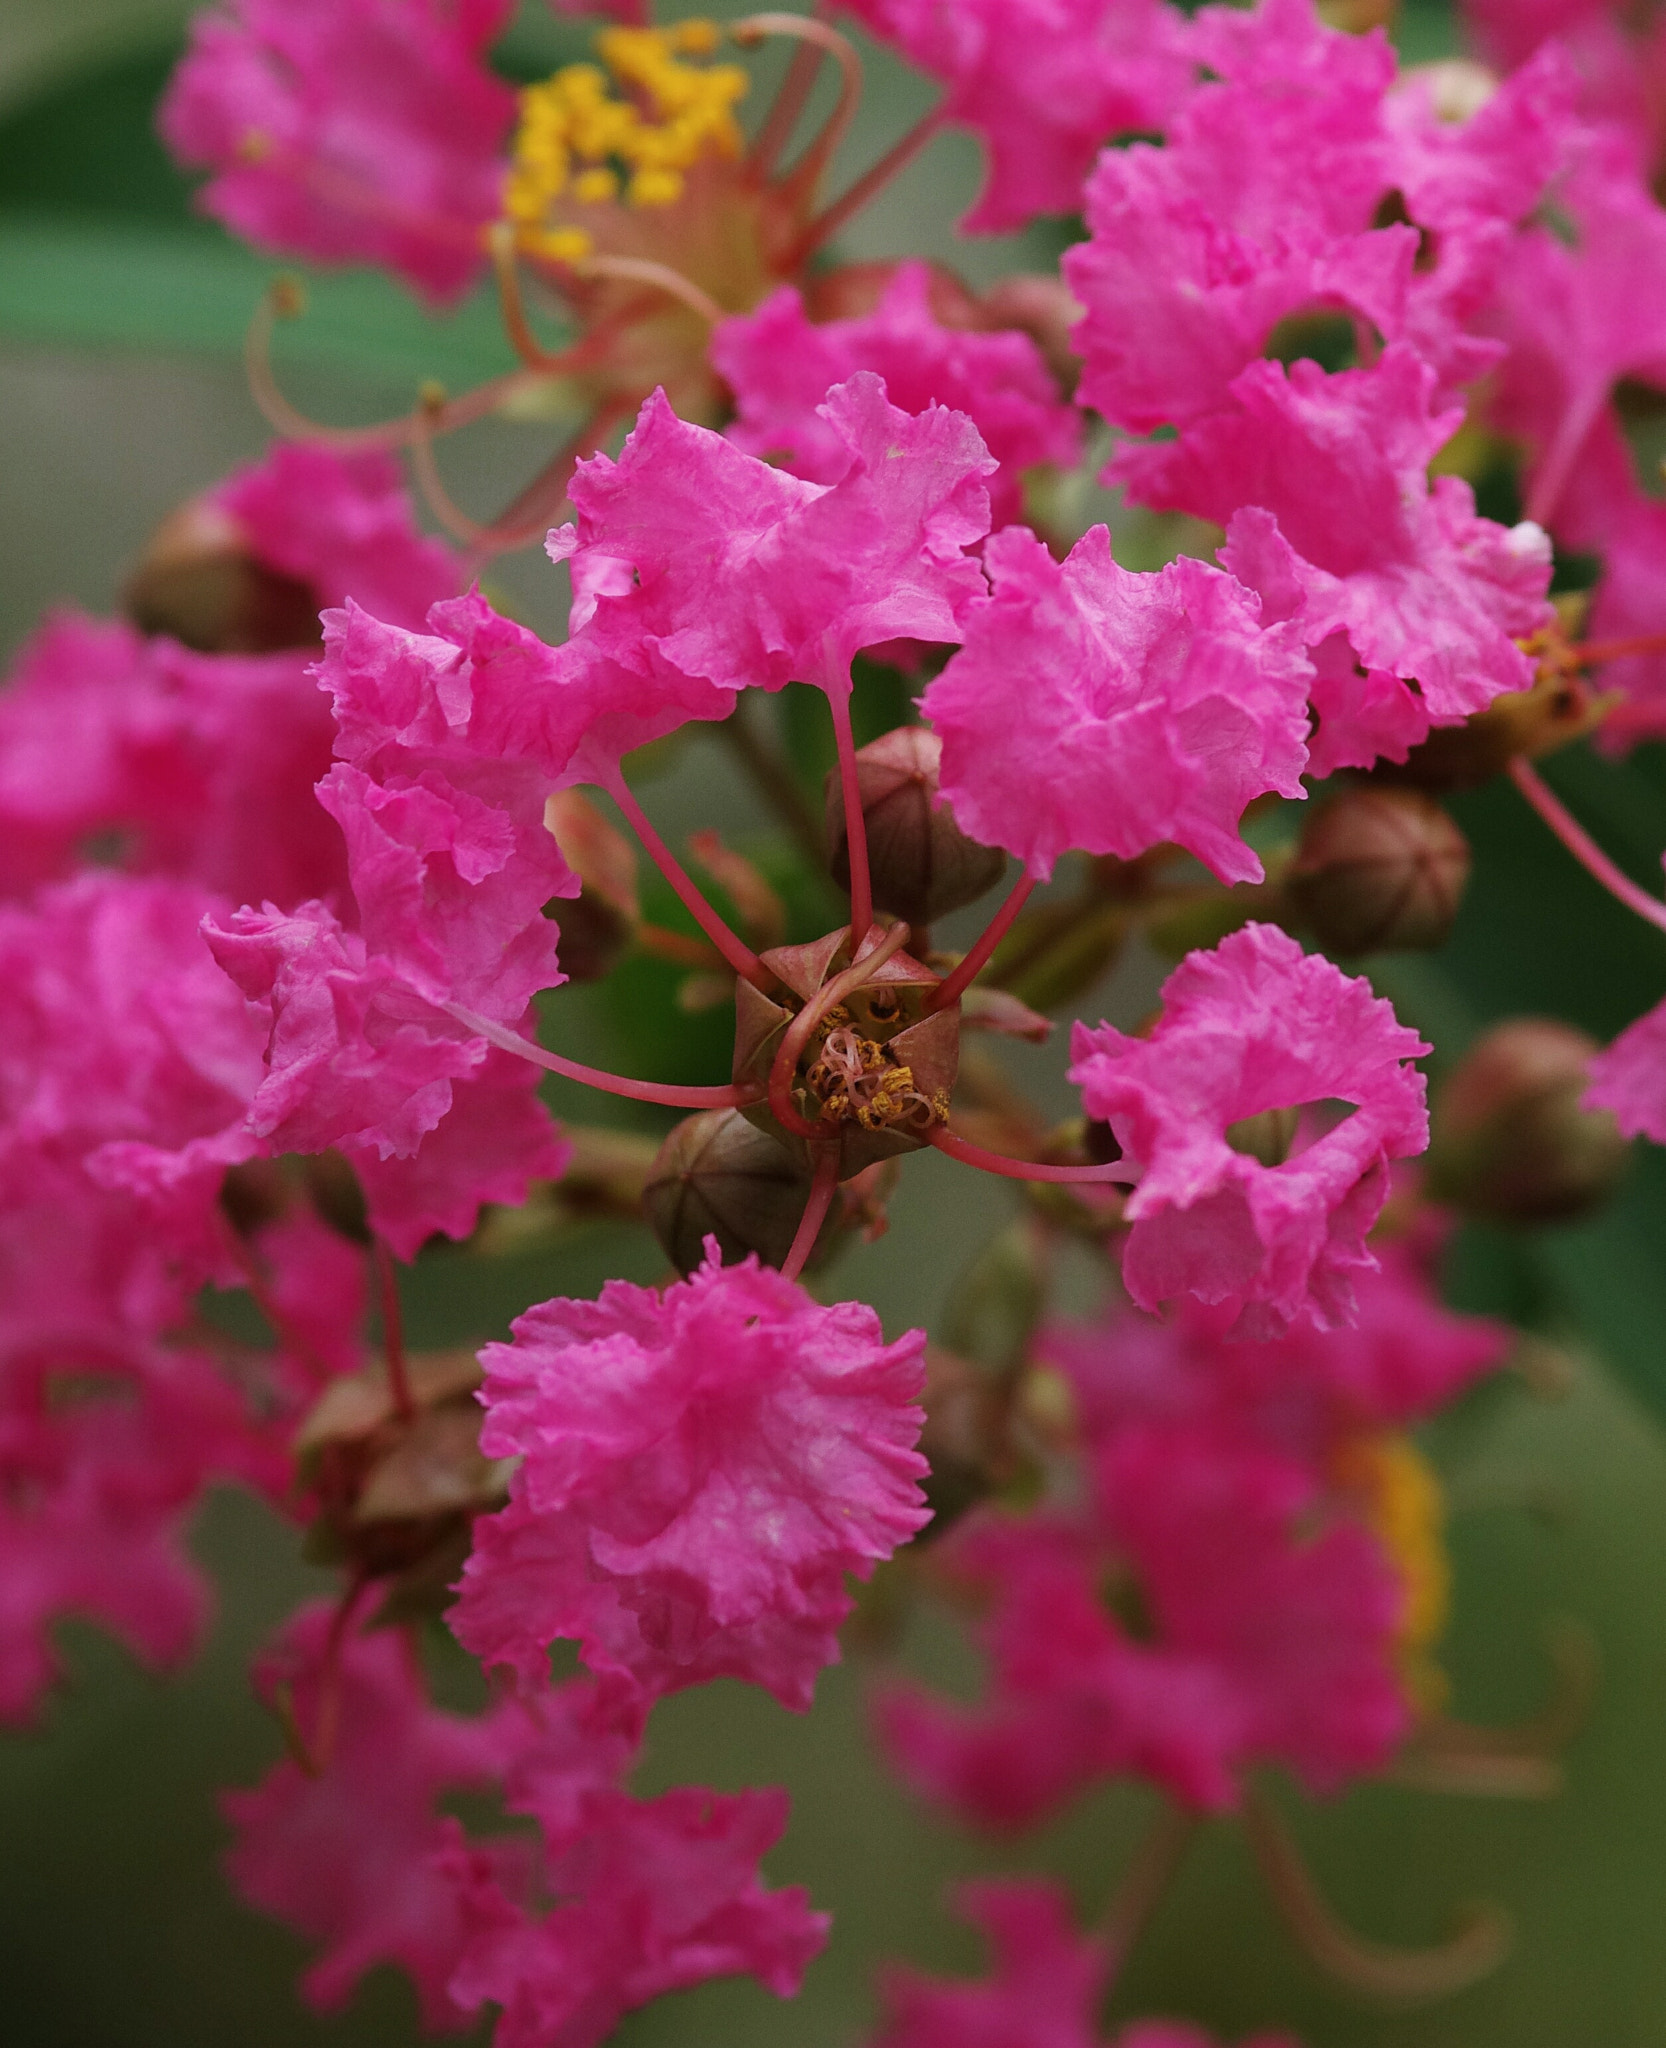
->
[[5, 2, 1666, 2043]]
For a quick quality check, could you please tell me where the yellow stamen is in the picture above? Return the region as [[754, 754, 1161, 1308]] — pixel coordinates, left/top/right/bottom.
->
[[1334, 1431, 1452, 1713], [501, 19, 749, 253]]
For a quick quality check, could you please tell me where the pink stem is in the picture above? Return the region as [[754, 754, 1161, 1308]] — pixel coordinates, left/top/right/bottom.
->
[[930, 1124, 1137, 1185], [786, 104, 946, 266], [372, 1239, 414, 1423], [442, 1000, 763, 1107], [1509, 758, 1666, 937], [1525, 388, 1603, 532], [929, 873, 1037, 1011], [602, 770, 775, 992], [780, 1144, 841, 1281], [825, 686, 873, 943]]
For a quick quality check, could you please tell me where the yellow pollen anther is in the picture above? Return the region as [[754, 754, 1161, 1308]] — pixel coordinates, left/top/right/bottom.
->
[[1335, 1432, 1452, 1713], [501, 19, 749, 254]]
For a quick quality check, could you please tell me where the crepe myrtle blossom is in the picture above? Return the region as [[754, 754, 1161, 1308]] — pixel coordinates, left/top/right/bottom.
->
[[1070, 925, 1430, 1335], [837, 0, 1194, 234], [160, 0, 519, 304], [868, 1878, 1299, 2048], [1116, 349, 1553, 776], [0, 442, 457, 905], [452, 1245, 930, 1708], [877, 1425, 1408, 1826], [711, 261, 1082, 529], [1066, 0, 1575, 433], [920, 524, 1313, 885]]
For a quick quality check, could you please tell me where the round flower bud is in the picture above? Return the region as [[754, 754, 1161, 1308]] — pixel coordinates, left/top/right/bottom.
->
[[1429, 1019, 1629, 1224], [643, 1109, 838, 1277], [1288, 787, 1470, 954], [122, 496, 323, 653], [825, 726, 1006, 926]]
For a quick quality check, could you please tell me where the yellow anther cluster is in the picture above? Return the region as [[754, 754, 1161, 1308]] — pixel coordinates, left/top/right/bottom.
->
[[806, 1029, 948, 1134], [503, 20, 748, 261], [1336, 1432, 1452, 1711]]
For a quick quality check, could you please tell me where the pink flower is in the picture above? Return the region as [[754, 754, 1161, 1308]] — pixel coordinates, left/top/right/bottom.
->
[[1045, 1229, 1508, 1461], [548, 375, 993, 705], [316, 595, 576, 1023], [223, 1600, 532, 2030], [869, 1878, 1110, 2048], [0, 614, 344, 904], [1066, 1, 1573, 434], [919, 524, 1312, 885], [877, 1420, 1407, 1824], [1585, 990, 1666, 1139], [212, 441, 461, 629], [711, 264, 1081, 529], [443, 1783, 827, 2048], [353, 1045, 569, 1261], [1483, 127, 1666, 527], [160, 0, 517, 304], [452, 1247, 930, 1708], [1069, 925, 1429, 1334], [1119, 350, 1552, 771], [838, 0, 1194, 232]]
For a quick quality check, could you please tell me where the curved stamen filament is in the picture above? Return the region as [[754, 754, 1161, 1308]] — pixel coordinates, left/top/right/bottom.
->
[[490, 223, 584, 371], [929, 1123, 1136, 1186], [574, 253, 725, 326], [732, 14, 863, 191], [1242, 1784, 1510, 2001], [787, 103, 946, 267], [745, 26, 824, 179], [929, 872, 1037, 1012], [441, 1000, 761, 1109], [780, 1142, 841, 1281], [410, 386, 498, 547], [1509, 758, 1666, 937], [602, 770, 775, 992], [1565, 629, 1666, 668], [768, 922, 914, 1138], [245, 281, 541, 452]]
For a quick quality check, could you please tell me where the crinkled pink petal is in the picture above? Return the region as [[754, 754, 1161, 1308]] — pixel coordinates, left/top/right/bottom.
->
[[350, 1044, 569, 1260], [921, 523, 1312, 884], [1585, 990, 1666, 1140], [443, 1782, 827, 2048], [1117, 349, 1551, 754], [839, 0, 1194, 232], [869, 1877, 1110, 2048], [316, 595, 575, 1020], [452, 1246, 929, 1707], [549, 375, 993, 704], [160, 0, 516, 304], [224, 1601, 534, 2030], [213, 441, 461, 629], [1070, 924, 1429, 1333], [712, 264, 1080, 528]]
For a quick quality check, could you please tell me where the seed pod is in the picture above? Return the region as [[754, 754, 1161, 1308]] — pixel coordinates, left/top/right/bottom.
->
[[123, 496, 323, 653], [1288, 787, 1470, 953], [644, 1109, 839, 1276], [824, 726, 1006, 926], [1429, 1019, 1629, 1224]]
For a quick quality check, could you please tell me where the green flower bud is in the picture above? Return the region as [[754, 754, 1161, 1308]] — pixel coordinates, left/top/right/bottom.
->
[[123, 496, 323, 653], [825, 726, 1006, 927], [1289, 787, 1469, 954], [644, 1109, 838, 1276]]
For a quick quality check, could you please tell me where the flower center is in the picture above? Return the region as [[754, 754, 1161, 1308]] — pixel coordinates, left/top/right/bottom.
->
[[503, 20, 750, 262]]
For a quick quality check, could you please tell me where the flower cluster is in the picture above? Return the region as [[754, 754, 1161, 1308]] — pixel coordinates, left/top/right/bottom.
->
[[7, 0, 1666, 2040]]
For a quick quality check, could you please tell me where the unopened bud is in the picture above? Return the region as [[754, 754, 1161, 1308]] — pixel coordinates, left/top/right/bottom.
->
[[644, 1109, 837, 1276], [1429, 1019, 1629, 1224], [1289, 787, 1469, 953], [123, 496, 323, 653], [545, 789, 639, 982], [977, 274, 1083, 393], [804, 259, 982, 328], [825, 726, 1006, 926]]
